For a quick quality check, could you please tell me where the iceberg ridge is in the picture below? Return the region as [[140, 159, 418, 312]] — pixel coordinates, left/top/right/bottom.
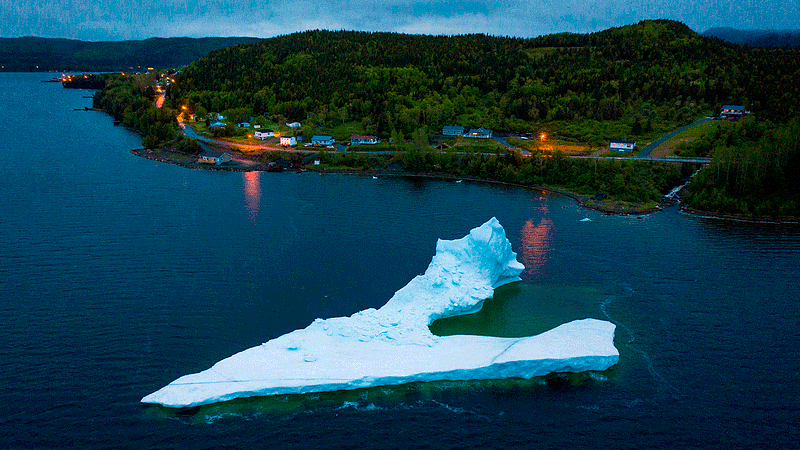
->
[[142, 218, 618, 407]]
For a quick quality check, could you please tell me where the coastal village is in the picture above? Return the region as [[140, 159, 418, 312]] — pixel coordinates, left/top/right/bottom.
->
[[146, 69, 746, 169]]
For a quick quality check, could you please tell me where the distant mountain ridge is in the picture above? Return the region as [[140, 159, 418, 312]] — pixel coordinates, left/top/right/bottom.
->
[[0, 36, 263, 72], [702, 27, 800, 48]]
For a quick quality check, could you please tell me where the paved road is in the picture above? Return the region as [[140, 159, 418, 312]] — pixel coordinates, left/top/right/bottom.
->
[[179, 122, 710, 165], [635, 117, 712, 159], [492, 136, 531, 156]]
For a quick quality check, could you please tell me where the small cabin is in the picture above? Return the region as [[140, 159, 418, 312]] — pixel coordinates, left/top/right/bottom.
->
[[442, 126, 465, 136], [465, 127, 493, 139], [198, 150, 232, 165], [280, 136, 297, 146], [610, 140, 636, 152], [209, 120, 225, 129], [254, 129, 274, 139], [350, 135, 380, 145], [286, 121, 301, 128]]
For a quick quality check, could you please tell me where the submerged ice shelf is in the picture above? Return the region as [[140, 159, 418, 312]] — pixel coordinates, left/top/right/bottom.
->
[[142, 218, 619, 407]]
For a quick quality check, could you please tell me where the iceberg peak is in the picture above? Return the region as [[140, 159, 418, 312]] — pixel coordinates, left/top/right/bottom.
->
[[142, 218, 618, 408]]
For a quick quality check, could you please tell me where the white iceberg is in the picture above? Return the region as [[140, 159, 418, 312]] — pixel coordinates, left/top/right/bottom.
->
[[142, 218, 618, 407]]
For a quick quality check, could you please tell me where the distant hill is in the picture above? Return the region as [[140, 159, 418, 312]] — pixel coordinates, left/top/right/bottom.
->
[[166, 19, 799, 139], [0, 36, 263, 72], [702, 27, 800, 48]]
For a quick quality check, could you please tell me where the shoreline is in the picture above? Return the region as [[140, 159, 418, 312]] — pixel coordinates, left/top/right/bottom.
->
[[134, 147, 800, 223], [131, 147, 661, 216], [679, 205, 800, 225]]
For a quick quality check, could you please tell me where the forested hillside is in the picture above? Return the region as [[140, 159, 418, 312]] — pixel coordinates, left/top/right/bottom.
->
[[167, 20, 799, 144], [87, 20, 800, 217], [0, 36, 262, 72]]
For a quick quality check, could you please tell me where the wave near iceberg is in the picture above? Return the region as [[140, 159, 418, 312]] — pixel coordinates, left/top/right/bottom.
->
[[142, 218, 619, 407]]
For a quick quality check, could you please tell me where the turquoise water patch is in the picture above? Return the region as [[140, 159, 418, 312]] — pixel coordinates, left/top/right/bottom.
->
[[429, 282, 610, 338]]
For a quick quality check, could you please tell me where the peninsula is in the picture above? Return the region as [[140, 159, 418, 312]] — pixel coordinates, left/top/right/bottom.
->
[[75, 20, 799, 219]]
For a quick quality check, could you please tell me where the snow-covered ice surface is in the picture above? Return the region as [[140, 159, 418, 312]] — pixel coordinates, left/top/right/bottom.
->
[[142, 218, 619, 407]]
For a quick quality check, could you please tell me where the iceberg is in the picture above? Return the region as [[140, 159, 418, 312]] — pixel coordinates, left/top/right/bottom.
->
[[142, 218, 618, 407]]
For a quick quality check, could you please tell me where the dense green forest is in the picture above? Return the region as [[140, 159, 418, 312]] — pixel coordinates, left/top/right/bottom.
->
[[85, 72, 184, 150], [82, 20, 800, 217], [682, 118, 800, 218], [0, 36, 261, 72], [167, 20, 799, 143]]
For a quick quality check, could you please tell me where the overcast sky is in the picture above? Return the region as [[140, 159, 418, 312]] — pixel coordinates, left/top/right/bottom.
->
[[2, 0, 798, 41]]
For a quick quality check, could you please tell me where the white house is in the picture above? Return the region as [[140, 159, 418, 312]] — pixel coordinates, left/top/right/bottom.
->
[[254, 129, 275, 139], [350, 135, 380, 145], [280, 136, 297, 146], [286, 121, 301, 128], [312, 135, 335, 146], [465, 127, 493, 139], [610, 140, 636, 152]]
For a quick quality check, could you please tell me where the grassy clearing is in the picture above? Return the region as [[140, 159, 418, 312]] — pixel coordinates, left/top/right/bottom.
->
[[328, 121, 367, 141], [446, 137, 507, 153], [650, 120, 726, 158], [517, 139, 595, 155], [348, 142, 394, 152]]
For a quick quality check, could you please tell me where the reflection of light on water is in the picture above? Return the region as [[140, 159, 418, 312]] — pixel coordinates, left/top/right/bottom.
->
[[243, 171, 261, 224], [519, 217, 553, 279]]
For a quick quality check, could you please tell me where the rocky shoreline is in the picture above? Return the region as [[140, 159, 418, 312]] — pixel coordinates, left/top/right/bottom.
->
[[130, 147, 668, 217]]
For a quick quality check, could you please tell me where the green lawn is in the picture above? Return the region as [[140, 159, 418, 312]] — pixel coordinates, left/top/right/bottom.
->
[[650, 120, 726, 158]]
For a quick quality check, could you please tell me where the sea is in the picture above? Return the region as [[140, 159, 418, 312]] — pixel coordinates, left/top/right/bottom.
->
[[1, 72, 798, 449]]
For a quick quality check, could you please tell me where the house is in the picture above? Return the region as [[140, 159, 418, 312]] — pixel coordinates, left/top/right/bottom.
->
[[286, 121, 301, 128], [198, 149, 232, 165], [610, 140, 636, 152], [442, 126, 465, 136], [720, 105, 746, 120], [280, 136, 297, 146], [465, 127, 493, 139], [350, 135, 380, 145], [254, 129, 275, 139], [311, 135, 335, 146], [209, 120, 225, 129], [237, 122, 251, 128]]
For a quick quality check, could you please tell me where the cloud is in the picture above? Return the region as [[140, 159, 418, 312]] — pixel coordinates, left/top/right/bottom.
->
[[1, 0, 798, 40]]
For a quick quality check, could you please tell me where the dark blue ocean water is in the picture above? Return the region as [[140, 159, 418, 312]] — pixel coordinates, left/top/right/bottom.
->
[[1, 73, 798, 449]]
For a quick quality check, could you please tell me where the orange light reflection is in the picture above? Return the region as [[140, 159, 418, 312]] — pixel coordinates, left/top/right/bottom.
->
[[243, 171, 261, 224], [519, 216, 553, 279]]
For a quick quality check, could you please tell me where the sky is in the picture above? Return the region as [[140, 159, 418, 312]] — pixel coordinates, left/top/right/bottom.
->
[[2, 0, 798, 41]]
